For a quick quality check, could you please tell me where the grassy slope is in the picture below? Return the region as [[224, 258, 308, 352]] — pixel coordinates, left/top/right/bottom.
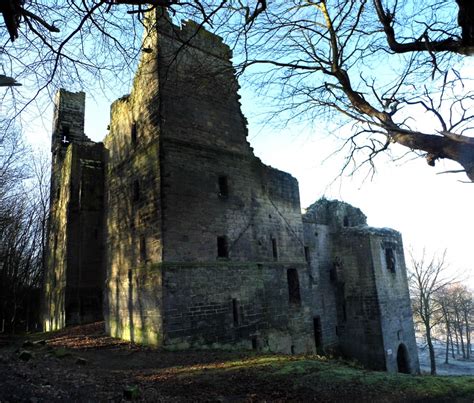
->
[[156, 355, 474, 401], [15, 324, 474, 402]]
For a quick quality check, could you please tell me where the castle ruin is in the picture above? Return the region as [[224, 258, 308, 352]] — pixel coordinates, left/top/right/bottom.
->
[[43, 9, 419, 374]]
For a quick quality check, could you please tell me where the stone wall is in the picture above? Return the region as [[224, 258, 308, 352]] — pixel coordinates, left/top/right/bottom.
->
[[162, 262, 314, 353], [103, 13, 164, 342], [331, 227, 419, 373], [332, 229, 387, 369], [369, 230, 420, 373], [43, 90, 105, 330], [43, 142, 105, 329], [43, 146, 73, 331], [302, 221, 339, 353]]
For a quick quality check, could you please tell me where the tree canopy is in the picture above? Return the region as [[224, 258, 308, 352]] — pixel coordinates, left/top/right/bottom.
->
[[1, 0, 473, 180]]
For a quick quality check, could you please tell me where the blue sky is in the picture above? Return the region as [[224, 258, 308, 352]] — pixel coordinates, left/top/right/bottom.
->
[[18, 1, 474, 289], [24, 78, 474, 290]]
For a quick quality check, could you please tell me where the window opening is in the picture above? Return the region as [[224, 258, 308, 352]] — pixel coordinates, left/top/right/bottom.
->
[[131, 122, 137, 146], [218, 175, 229, 198], [313, 316, 323, 354], [385, 248, 396, 272], [304, 246, 310, 263], [271, 237, 278, 260], [140, 236, 147, 262], [132, 180, 140, 202], [343, 216, 349, 227], [251, 337, 258, 350], [217, 236, 229, 258], [287, 268, 301, 305], [232, 299, 240, 326]]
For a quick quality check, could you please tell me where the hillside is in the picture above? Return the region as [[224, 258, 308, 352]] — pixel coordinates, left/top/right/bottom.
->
[[1, 323, 473, 402]]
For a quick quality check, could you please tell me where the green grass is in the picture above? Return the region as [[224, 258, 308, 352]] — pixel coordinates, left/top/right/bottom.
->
[[175, 354, 474, 401]]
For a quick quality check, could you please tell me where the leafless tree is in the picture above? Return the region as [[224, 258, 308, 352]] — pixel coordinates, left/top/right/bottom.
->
[[435, 283, 473, 363], [0, 125, 49, 332], [436, 286, 456, 364], [409, 249, 455, 375], [2, 1, 474, 180], [230, 1, 474, 181], [1, 1, 266, 117], [447, 284, 472, 359]]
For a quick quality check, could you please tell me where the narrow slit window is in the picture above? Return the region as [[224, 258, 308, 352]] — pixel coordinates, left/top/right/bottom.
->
[[132, 180, 140, 202], [272, 237, 278, 260], [385, 248, 396, 273], [131, 122, 137, 146], [304, 246, 310, 263], [218, 175, 229, 198], [232, 298, 240, 326], [217, 236, 229, 258], [287, 268, 301, 305], [140, 236, 147, 262]]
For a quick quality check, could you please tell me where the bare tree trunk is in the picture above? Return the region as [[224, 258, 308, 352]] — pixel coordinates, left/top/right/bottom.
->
[[454, 326, 460, 355], [455, 307, 466, 359], [450, 332, 455, 359], [426, 325, 437, 375], [463, 310, 471, 359], [445, 323, 450, 364], [440, 302, 451, 364]]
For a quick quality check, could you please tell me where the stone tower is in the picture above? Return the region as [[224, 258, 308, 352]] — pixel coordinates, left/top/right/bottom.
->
[[43, 90, 105, 331], [303, 199, 419, 373], [102, 9, 314, 351]]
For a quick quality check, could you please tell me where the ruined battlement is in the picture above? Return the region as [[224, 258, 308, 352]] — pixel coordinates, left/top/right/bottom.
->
[[303, 198, 367, 228], [146, 9, 232, 60], [52, 89, 91, 153], [157, 19, 231, 60]]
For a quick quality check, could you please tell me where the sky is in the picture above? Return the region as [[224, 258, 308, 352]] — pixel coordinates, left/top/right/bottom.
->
[[16, 0, 472, 290], [24, 78, 474, 290]]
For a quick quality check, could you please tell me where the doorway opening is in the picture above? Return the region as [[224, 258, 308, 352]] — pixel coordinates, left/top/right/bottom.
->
[[397, 343, 410, 373], [313, 316, 322, 355]]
